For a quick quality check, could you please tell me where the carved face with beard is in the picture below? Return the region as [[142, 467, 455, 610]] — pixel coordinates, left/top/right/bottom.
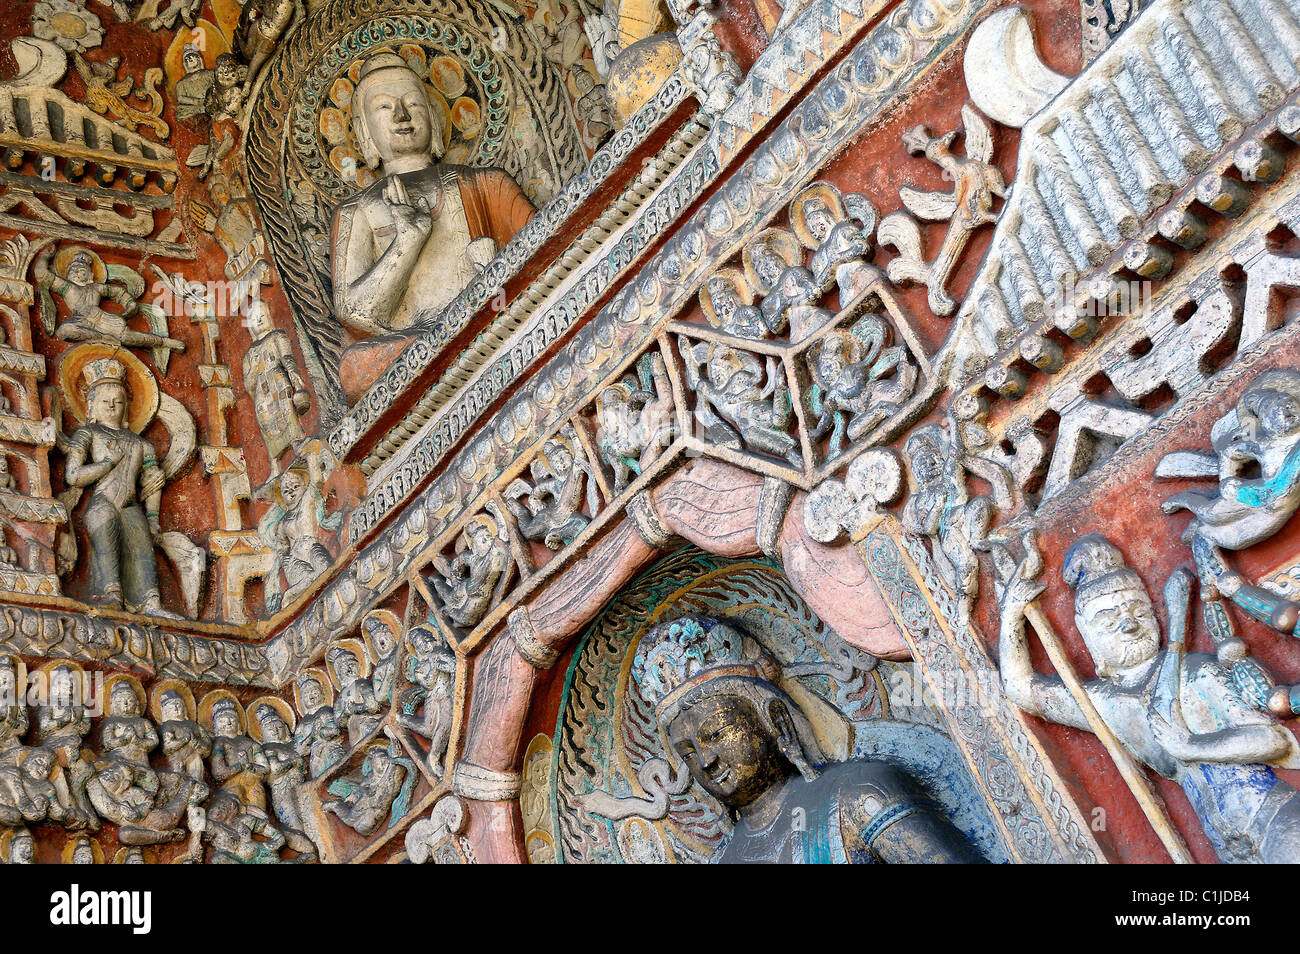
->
[[1074, 583, 1161, 678]]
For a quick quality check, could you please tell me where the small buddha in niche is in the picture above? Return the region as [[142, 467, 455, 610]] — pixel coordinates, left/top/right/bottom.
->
[[331, 50, 535, 404]]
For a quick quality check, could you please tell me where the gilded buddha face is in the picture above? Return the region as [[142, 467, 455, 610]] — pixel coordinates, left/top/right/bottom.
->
[[665, 690, 792, 812]]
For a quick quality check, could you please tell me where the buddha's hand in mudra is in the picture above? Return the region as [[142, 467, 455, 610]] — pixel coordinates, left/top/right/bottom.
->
[[383, 177, 432, 244]]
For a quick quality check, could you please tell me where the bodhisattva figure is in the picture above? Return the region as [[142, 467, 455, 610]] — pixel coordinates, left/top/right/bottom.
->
[[35, 665, 96, 828], [0, 456, 17, 493], [63, 357, 181, 619], [744, 230, 830, 343], [1162, 370, 1300, 550], [328, 643, 383, 747], [242, 299, 311, 476], [395, 624, 456, 777], [632, 616, 983, 863], [702, 268, 769, 340], [596, 352, 674, 495], [363, 613, 400, 708], [0, 747, 67, 828], [330, 50, 535, 403], [199, 791, 286, 864], [207, 698, 271, 813], [792, 183, 879, 305], [324, 739, 414, 837], [259, 455, 339, 612], [203, 54, 247, 123], [35, 248, 183, 353], [993, 533, 1300, 863], [0, 655, 26, 769], [157, 689, 211, 781], [293, 672, 346, 778], [252, 702, 319, 862], [431, 513, 509, 629]]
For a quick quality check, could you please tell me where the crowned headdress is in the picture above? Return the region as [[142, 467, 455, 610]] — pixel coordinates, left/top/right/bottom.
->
[[83, 356, 127, 392], [1063, 534, 1145, 606]]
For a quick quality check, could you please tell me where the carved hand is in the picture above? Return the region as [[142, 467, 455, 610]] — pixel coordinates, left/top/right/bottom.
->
[[384, 177, 432, 243]]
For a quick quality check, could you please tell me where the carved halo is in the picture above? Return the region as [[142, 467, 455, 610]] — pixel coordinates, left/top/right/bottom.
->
[[247, 694, 297, 742], [789, 182, 849, 249], [0, 828, 31, 860], [698, 266, 754, 328], [51, 245, 108, 284], [149, 677, 197, 723], [58, 343, 160, 435]]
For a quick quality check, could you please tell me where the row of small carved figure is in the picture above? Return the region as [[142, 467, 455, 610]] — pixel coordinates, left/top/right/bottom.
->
[[0, 614, 456, 862]]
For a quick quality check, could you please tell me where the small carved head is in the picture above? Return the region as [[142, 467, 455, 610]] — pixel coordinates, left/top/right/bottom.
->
[[297, 672, 326, 713], [1239, 370, 1300, 443], [182, 45, 204, 74], [159, 689, 187, 723], [214, 53, 242, 87], [244, 298, 274, 339], [20, 747, 54, 781], [255, 703, 289, 743], [327, 645, 362, 683], [84, 358, 130, 429], [211, 697, 242, 738], [1064, 535, 1160, 679], [352, 50, 444, 170], [903, 425, 946, 488], [108, 679, 141, 718], [8, 829, 33, 864], [70, 836, 95, 865], [67, 252, 95, 286]]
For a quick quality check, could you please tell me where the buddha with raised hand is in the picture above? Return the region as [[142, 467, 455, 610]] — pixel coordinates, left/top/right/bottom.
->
[[331, 50, 534, 403]]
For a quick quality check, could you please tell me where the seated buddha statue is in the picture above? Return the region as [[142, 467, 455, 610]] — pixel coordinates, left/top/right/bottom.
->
[[634, 615, 985, 863], [331, 50, 535, 404]]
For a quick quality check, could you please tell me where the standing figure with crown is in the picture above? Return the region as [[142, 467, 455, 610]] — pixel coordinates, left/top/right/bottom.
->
[[992, 532, 1300, 862], [62, 354, 181, 619], [632, 615, 983, 863]]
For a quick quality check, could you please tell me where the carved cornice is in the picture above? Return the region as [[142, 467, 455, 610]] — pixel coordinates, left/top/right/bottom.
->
[[0, 601, 271, 686]]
